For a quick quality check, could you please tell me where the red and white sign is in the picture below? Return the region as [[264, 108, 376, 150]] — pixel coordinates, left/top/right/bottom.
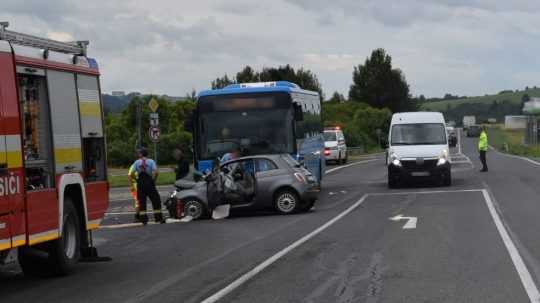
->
[[149, 126, 160, 142]]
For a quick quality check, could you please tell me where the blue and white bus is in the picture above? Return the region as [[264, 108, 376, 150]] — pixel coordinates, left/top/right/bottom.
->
[[188, 81, 325, 182]]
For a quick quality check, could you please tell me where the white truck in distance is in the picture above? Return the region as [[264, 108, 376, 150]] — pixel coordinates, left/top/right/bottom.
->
[[463, 116, 476, 129]]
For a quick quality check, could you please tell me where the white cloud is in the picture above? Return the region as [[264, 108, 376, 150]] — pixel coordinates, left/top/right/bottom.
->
[[2, 0, 540, 98]]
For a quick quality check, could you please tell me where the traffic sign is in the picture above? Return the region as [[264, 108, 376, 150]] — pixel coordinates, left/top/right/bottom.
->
[[149, 126, 160, 142], [149, 98, 159, 113], [149, 112, 159, 126]]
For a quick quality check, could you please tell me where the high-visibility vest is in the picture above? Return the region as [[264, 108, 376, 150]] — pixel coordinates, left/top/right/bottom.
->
[[478, 131, 488, 151]]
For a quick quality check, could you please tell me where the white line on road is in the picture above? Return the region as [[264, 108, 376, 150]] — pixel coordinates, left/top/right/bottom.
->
[[325, 159, 379, 174], [480, 189, 540, 302], [200, 194, 369, 303]]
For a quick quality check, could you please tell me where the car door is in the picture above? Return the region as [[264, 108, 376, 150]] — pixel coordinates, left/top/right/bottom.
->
[[221, 158, 256, 207], [253, 158, 282, 208]]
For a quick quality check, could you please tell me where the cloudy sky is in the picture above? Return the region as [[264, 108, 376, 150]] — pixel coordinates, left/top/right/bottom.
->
[[2, 0, 540, 98]]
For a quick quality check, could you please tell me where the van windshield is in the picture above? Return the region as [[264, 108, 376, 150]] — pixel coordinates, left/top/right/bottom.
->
[[391, 123, 447, 145]]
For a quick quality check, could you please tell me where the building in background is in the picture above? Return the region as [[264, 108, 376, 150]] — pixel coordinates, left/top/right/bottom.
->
[[504, 115, 527, 129], [111, 91, 125, 97]]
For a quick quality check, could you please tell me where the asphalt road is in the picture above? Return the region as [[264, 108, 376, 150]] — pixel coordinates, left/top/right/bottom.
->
[[2, 132, 540, 303]]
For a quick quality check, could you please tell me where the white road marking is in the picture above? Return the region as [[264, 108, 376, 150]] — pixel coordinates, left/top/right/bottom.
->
[[389, 214, 417, 229], [480, 189, 540, 302], [200, 194, 369, 303], [373, 188, 540, 302], [325, 159, 379, 174]]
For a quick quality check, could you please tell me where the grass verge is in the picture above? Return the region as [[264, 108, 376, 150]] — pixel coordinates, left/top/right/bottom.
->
[[487, 127, 540, 158], [108, 171, 176, 188]]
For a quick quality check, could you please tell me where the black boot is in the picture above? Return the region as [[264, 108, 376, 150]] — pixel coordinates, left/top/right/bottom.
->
[[140, 214, 149, 225], [155, 212, 165, 224]]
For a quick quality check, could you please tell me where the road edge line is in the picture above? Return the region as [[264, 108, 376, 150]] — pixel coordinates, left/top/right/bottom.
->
[[200, 194, 370, 303], [481, 189, 540, 302], [489, 146, 540, 167]]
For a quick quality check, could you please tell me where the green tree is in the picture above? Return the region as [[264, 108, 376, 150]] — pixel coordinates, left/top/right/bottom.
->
[[210, 64, 324, 101], [236, 65, 259, 83], [349, 48, 413, 112], [105, 95, 195, 166], [327, 91, 346, 103], [211, 74, 234, 89]]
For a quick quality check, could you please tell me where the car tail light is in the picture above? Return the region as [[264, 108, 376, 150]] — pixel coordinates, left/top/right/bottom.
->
[[324, 148, 331, 156], [294, 172, 307, 183]]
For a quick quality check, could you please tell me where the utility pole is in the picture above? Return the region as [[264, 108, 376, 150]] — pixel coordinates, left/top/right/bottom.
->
[[136, 98, 142, 150]]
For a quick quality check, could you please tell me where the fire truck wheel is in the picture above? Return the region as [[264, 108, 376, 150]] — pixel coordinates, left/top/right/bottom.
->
[[49, 197, 81, 275]]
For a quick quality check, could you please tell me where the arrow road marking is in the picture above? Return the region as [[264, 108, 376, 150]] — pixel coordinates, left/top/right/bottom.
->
[[389, 214, 418, 229]]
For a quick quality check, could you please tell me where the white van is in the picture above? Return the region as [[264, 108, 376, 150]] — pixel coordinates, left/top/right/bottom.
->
[[323, 127, 347, 164], [387, 112, 451, 188]]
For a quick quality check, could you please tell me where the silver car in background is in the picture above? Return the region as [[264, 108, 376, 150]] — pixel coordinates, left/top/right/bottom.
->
[[170, 154, 320, 219]]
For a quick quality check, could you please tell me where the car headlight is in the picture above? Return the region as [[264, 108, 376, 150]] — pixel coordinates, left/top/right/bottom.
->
[[390, 153, 401, 167], [294, 172, 307, 183], [437, 149, 449, 166]]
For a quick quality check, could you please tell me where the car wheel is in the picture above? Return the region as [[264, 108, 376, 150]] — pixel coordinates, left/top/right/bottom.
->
[[274, 189, 299, 214], [48, 197, 81, 275], [184, 199, 206, 220]]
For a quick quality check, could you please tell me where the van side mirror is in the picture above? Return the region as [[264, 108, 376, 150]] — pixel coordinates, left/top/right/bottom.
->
[[293, 103, 304, 121]]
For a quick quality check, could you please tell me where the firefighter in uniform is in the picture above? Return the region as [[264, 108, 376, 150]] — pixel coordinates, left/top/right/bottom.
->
[[127, 164, 141, 222], [479, 126, 489, 172], [131, 148, 165, 224]]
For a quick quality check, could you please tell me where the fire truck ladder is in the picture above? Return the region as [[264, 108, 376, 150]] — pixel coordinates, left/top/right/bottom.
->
[[0, 21, 88, 56]]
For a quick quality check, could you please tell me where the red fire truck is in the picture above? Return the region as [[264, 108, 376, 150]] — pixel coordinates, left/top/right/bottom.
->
[[0, 22, 109, 275]]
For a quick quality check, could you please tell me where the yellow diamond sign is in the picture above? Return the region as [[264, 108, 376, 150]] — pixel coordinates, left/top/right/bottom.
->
[[149, 98, 159, 112]]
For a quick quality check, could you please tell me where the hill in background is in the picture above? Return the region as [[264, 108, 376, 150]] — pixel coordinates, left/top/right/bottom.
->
[[421, 87, 540, 125]]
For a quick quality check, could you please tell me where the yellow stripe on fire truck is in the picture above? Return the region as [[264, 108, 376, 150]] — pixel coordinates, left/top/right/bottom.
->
[[11, 234, 26, 247], [0, 238, 10, 251], [28, 229, 59, 245], [86, 219, 102, 230], [3, 135, 23, 169]]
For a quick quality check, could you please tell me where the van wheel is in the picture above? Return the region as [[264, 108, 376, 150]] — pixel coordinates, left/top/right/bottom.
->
[[443, 171, 452, 187], [48, 197, 81, 275], [274, 189, 299, 214], [388, 173, 398, 189]]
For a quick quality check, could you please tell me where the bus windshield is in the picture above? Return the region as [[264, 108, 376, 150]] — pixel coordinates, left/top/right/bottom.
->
[[391, 123, 447, 145], [198, 93, 295, 159]]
